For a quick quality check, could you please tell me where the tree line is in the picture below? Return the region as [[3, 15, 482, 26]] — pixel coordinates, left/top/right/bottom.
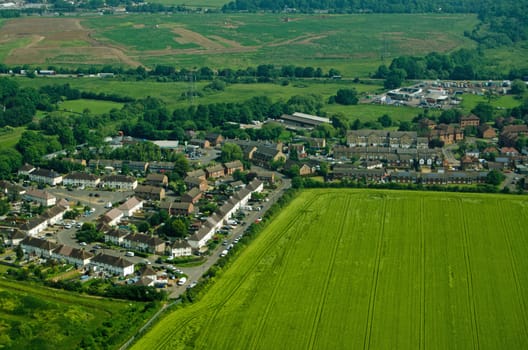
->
[[374, 48, 528, 88]]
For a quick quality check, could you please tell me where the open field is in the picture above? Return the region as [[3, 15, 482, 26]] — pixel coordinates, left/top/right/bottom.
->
[[0, 279, 158, 349], [0, 13, 479, 76], [459, 93, 523, 113], [12, 76, 423, 123], [0, 127, 25, 150], [133, 189, 528, 350]]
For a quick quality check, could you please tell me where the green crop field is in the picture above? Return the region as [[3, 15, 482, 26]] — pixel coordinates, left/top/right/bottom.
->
[[0, 279, 159, 349], [133, 189, 528, 350]]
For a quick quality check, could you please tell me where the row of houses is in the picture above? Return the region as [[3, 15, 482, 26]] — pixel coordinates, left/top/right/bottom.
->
[[332, 165, 489, 184], [104, 230, 166, 255], [105, 228, 192, 258], [16, 203, 69, 236], [20, 236, 134, 276], [188, 179, 264, 250], [333, 146, 443, 168], [346, 130, 426, 149]]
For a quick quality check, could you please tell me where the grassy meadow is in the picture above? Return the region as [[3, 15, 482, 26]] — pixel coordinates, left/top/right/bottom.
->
[[0, 127, 25, 150], [0, 279, 159, 349], [14, 76, 423, 123], [133, 189, 528, 350]]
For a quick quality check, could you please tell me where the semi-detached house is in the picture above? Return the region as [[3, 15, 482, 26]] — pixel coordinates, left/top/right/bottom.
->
[[28, 168, 62, 186], [91, 254, 134, 276], [62, 172, 100, 188]]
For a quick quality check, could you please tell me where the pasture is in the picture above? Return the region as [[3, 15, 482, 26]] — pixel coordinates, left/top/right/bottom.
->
[[133, 189, 528, 350], [0, 279, 159, 349], [0, 13, 479, 76]]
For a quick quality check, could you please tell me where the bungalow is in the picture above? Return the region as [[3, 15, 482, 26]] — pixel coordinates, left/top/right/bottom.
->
[[20, 236, 57, 258], [24, 189, 56, 206], [62, 172, 100, 188], [101, 208, 123, 226], [52, 245, 94, 267], [160, 201, 194, 216], [134, 185, 165, 201], [182, 187, 202, 204], [168, 239, 192, 258], [224, 160, 244, 175], [118, 197, 143, 217], [184, 176, 208, 192], [104, 228, 130, 246], [102, 175, 137, 190], [91, 254, 134, 276], [205, 164, 225, 179], [123, 233, 165, 254], [28, 168, 62, 186], [148, 161, 175, 173]]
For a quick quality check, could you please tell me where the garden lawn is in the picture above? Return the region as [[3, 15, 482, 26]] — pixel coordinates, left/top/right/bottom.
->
[[132, 189, 528, 350]]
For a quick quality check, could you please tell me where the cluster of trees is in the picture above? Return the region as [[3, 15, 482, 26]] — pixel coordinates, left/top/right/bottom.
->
[[123, 94, 323, 141], [1, 63, 340, 83], [373, 49, 494, 88]]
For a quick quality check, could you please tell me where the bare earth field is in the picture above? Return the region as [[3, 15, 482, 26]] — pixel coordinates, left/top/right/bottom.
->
[[0, 14, 479, 75], [0, 17, 141, 66]]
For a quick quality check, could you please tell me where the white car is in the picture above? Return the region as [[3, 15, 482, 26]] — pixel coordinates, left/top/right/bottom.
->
[[79, 242, 87, 246]]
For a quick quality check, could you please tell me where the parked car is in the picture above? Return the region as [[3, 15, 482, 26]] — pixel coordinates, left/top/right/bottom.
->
[[177, 277, 187, 286]]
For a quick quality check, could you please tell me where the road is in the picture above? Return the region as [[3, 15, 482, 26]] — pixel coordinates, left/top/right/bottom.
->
[[167, 176, 291, 299], [47, 187, 133, 249]]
